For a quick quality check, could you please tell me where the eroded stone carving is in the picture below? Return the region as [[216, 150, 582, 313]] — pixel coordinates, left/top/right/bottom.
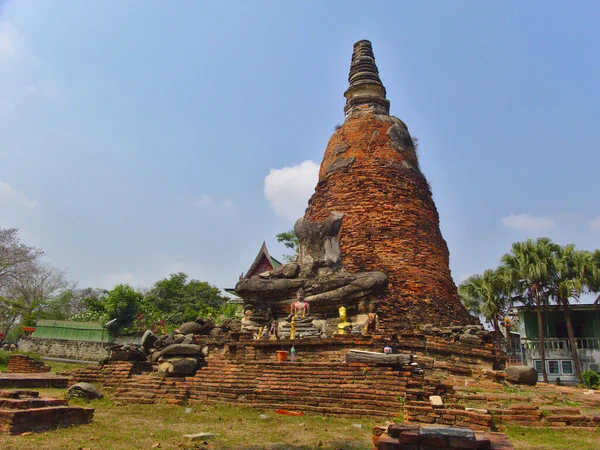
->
[[234, 212, 388, 335]]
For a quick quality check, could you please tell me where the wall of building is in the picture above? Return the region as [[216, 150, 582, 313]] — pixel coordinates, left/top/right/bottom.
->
[[18, 336, 111, 362]]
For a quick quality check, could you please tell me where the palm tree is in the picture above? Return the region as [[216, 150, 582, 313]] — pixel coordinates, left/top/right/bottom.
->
[[501, 238, 559, 383], [588, 250, 600, 304], [548, 245, 587, 383], [458, 269, 510, 348]]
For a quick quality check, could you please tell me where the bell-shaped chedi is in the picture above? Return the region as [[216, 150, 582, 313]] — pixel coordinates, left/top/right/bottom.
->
[[304, 40, 476, 333]]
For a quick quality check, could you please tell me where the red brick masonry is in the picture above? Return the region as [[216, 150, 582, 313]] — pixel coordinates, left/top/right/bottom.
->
[[7, 354, 51, 373], [373, 423, 514, 450], [305, 113, 476, 334], [0, 390, 93, 435]]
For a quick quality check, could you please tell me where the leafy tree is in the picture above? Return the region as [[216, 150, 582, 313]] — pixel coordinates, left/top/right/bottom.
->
[[459, 269, 510, 347], [0, 262, 69, 337], [588, 250, 600, 304], [501, 238, 559, 383], [0, 228, 43, 284], [103, 284, 143, 334], [276, 230, 299, 262], [145, 273, 228, 325], [546, 245, 589, 383], [44, 287, 106, 321]]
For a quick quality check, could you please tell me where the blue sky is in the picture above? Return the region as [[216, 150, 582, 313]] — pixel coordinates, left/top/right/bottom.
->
[[1, 1, 599, 296]]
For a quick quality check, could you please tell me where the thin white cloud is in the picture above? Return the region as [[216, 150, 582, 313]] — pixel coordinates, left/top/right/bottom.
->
[[264, 160, 319, 221], [196, 194, 237, 213], [0, 181, 36, 207], [589, 216, 600, 231], [0, 20, 22, 58], [501, 213, 555, 230]]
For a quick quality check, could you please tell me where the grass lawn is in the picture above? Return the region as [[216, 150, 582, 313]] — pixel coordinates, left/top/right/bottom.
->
[[504, 425, 600, 450], [0, 388, 379, 450], [0, 388, 598, 449]]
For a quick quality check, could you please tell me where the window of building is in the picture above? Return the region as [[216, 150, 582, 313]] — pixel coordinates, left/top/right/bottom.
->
[[534, 360, 542, 372], [548, 360, 560, 374], [561, 360, 573, 374]]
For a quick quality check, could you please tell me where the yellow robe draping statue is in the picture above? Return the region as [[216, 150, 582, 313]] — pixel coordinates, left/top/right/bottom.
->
[[337, 306, 352, 335]]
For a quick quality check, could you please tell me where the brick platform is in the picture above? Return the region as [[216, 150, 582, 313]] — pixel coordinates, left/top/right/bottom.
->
[[0, 390, 93, 435], [0, 372, 69, 389], [373, 423, 514, 450]]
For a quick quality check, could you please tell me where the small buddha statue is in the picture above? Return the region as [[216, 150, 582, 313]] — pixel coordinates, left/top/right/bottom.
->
[[363, 312, 377, 335], [281, 288, 320, 339], [268, 320, 279, 340], [289, 288, 310, 320], [336, 306, 352, 335]]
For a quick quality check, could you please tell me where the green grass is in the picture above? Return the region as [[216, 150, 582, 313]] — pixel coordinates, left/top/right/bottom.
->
[[0, 389, 377, 449], [46, 360, 92, 373], [0, 383, 598, 449], [504, 426, 600, 450]]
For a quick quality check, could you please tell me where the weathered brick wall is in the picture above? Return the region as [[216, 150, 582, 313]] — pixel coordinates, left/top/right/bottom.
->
[[305, 113, 476, 333], [18, 336, 111, 362], [67, 361, 150, 386], [6, 355, 50, 373]]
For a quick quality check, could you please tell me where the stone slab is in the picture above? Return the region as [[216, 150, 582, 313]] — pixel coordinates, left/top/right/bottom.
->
[[0, 373, 69, 389]]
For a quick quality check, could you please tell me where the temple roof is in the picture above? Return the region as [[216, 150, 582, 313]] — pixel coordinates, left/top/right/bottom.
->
[[244, 241, 281, 279], [225, 242, 282, 298]]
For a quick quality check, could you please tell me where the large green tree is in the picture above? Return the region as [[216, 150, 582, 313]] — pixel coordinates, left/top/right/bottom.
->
[[501, 237, 559, 383], [145, 273, 228, 325], [459, 269, 511, 347], [100, 284, 143, 334]]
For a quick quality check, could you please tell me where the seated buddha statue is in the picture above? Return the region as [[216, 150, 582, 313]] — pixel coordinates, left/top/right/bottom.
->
[[288, 288, 311, 322], [280, 288, 320, 339]]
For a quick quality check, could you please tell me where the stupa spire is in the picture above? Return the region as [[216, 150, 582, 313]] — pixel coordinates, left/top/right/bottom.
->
[[344, 40, 390, 118]]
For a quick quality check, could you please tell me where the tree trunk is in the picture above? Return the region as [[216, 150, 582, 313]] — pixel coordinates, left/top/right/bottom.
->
[[535, 288, 548, 383], [561, 298, 582, 384], [346, 350, 413, 366], [492, 315, 503, 349]]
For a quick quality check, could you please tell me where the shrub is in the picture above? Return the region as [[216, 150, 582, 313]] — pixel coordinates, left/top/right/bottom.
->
[[581, 370, 600, 389]]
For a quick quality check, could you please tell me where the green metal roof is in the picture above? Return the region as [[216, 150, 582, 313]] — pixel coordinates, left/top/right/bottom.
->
[[32, 320, 112, 343]]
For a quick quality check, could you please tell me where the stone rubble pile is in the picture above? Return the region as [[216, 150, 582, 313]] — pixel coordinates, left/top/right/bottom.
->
[[107, 317, 242, 377], [420, 324, 493, 346]]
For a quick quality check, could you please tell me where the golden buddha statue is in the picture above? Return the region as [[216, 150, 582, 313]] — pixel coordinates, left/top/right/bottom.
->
[[336, 306, 352, 335], [290, 317, 296, 340]]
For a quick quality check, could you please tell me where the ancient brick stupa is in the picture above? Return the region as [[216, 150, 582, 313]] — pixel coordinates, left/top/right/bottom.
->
[[304, 40, 475, 334]]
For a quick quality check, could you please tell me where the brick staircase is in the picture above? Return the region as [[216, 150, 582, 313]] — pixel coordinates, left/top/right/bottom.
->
[[112, 374, 190, 406], [111, 359, 414, 417]]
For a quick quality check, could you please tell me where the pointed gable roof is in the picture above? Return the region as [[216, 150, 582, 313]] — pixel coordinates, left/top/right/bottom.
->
[[244, 241, 281, 279]]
